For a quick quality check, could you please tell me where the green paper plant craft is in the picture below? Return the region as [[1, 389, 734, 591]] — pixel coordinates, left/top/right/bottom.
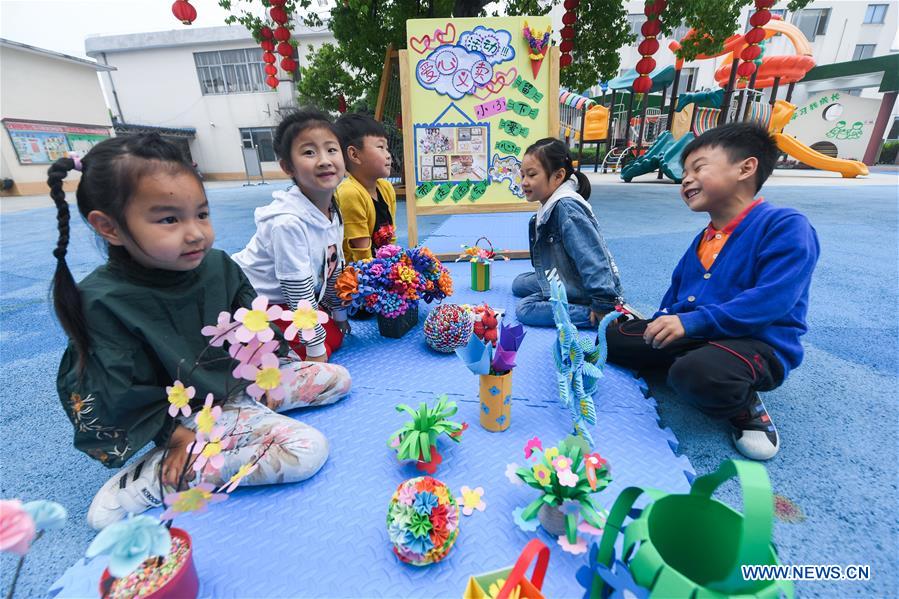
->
[[511, 436, 611, 547], [388, 394, 467, 475]]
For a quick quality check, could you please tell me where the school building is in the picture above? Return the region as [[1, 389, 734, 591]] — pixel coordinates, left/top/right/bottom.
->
[[0, 38, 114, 196], [84, 24, 335, 181]]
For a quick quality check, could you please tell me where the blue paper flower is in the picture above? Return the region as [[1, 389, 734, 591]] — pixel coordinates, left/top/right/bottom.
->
[[576, 544, 649, 599], [404, 530, 434, 555], [85, 515, 171, 578], [495, 415, 506, 426], [512, 507, 540, 532], [412, 491, 438, 516], [23, 500, 67, 531]]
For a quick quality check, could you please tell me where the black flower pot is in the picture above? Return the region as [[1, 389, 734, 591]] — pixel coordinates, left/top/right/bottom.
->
[[377, 303, 419, 339]]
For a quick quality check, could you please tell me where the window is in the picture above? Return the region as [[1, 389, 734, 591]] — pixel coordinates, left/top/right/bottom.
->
[[746, 8, 787, 29], [792, 8, 830, 40], [864, 4, 888, 23], [676, 67, 698, 95], [194, 49, 269, 95], [240, 127, 277, 162], [853, 44, 876, 60], [627, 14, 647, 38]]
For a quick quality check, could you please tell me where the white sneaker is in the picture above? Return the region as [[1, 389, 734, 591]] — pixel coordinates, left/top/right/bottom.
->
[[87, 449, 165, 530]]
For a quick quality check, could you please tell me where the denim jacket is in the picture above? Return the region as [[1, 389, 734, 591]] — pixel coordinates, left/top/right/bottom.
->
[[528, 182, 624, 312]]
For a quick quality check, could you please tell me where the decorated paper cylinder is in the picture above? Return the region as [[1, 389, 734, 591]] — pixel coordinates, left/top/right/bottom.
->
[[478, 372, 512, 432], [471, 261, 490, 291]]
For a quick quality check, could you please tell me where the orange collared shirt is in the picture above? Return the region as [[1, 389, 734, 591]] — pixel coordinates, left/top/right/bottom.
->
[[697, 198, 764, 270]]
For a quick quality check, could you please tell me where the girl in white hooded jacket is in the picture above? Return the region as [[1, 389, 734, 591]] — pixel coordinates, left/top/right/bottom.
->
[[234, 109, 350, 361]]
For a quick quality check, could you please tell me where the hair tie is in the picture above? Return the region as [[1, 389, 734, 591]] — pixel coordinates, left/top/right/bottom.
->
[[71, 156, 83, 172]]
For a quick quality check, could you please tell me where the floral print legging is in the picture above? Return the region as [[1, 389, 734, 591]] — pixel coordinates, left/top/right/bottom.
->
[[175, 360, 351, 489]]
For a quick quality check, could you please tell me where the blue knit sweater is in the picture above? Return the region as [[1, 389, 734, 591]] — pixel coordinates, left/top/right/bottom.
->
[[656, 201, 820, 376]]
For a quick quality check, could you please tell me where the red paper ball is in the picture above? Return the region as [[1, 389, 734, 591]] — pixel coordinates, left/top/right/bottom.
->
[[560, 53, 573, 67], [274, 26, 291, 42], [262, 51, 276, 64], [632, 76, 652, 93], [560, 26, 576, 39], [560, 39, 575, 53], [260, 39, 275, 52], [641, 20, 662, 37], [266, 75, 280, 89], [562, 11, 577, 25], [171, 0, 197, 25], [270, 6, 288, 24], [277, 41, 293, 56], [260, 26, 274, 39], [636, 56, 656, 74], [741, 44, 762, 61], [264, 64, 278, 76], [563, 0, 580, 9], [749, 10, 772, 27], [744, 27, 766, 44], [280, 57, 297, 72], [737, 61, 757, 77], [638, 38, 660, 55]]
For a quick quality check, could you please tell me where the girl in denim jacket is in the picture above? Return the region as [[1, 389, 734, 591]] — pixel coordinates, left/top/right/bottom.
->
[[512, 138, 624, 327]]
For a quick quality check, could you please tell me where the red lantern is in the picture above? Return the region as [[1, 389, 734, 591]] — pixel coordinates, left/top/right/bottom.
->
[[270, 0, 287, 5], [632, 0, 666, 94], [637, 38, 660, 55], [737, 61, 757, 77], [274, 26, 291, 42], [262, 51, 276, 64], [641, 20, 661, 37], [560, 39, 574, 53], [260, 26, 274, 39], [744, 27, 766, 44], [741, 45, 762, 61], [749, 10, 772, 27], [560, 26, 575, 39], [171, 0, 197, 25], [563, 0, 579, 9], [736, 0, 771, 83], [277, 41, 293, 57], [280, 57, 297, 72], [270, 7, 288, 24], [632, 76, 652, 93], [338, 95, 347, 114], [559, 53, 573, 67], [260, 39, 275, 52], [264, 64, 278, 76], [562, 11, 576, 25], [636, 57, 656, 74], [266, 75, 280, 89]]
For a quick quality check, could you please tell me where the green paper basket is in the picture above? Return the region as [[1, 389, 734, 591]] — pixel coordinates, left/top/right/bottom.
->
[[589, 460, 794, 598]]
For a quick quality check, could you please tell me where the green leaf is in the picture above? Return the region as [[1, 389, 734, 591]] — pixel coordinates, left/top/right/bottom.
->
[[565, 513, 578, 544], [521, 496, 545, 520]]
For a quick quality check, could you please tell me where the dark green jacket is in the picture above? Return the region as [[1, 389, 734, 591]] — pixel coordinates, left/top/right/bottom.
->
[[57, 247, 257, 468]]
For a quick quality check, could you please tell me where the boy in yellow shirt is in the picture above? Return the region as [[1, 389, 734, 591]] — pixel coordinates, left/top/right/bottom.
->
[[334, 114, 397, 262]]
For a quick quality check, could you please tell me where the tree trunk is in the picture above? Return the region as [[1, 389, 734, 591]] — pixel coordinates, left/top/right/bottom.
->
[[453, 0, 488, 17]]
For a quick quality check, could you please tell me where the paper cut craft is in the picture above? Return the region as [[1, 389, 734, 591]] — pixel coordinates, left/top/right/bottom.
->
[[387, 476, 460, 566], [474, 97, 508, 119], [417, 44, 496, 100], [512, 75, 544, 102], [388, 395, 465, 469], [455, 334, 493, 375], [415, 182, 436, 198], [409, 23, 458, 54], [459, 26, 516, 65], [549, 275, 621, 446], [473, 67, 519, 100], [489, 153, 524, 198], [470, 180, 488, 200], [495, 140, 521, 155], [499, 119, 529, 137], [458, 486, 487, 515], [507, 99, 539, 119], [452, 179, 472, 202], [435, 183, 453, 202], [522, 21, 551, 79], [456, 320, 526, 376]]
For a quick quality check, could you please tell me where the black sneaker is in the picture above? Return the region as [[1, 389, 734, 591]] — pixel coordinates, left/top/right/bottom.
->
[[730, 394, 780, 460]]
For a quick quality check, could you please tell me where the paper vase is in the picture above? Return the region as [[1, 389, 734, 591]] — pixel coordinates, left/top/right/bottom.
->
[[478, 372, 512, 432], [471, 261, 490, 291]]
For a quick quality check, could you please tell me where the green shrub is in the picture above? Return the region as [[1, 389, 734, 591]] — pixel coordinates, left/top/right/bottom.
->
[[878, 140, 899, 164]]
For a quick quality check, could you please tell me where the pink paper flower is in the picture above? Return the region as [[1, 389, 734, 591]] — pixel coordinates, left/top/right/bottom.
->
[[161, 483, 227, 520], [557, 468, 579, 487], [0, 500, 36, 556], [191, 425, 232, 474], [557, 534, 588, 555], [524, 436, 542, 460], [200, 311, 237, 347], [242, 353, 286, 403], [165, 380, 195, 418], [195, 394, 222, 435], [578, 520, 604, 536], [233, 296, 282, 343], [505, 463, 522, 486], [280, 300, 329, 342], [551, 456, 573, 472], [229, 338, 279, 378], [220, 462, 259, 493], [397, 484, 417, 506]]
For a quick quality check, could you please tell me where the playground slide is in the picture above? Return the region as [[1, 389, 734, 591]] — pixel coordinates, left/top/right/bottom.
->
[[660, 132, 694, 182], [621, 131, 694, 183], [774, 133, 869, 178]]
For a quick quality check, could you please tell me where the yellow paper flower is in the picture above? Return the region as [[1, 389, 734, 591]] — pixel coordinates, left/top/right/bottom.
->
[[434, 486, 450, 504], [222, 462, 259, 493], [532, 464, 553, 486], [255, 364, 281, 391], [165, 380, 195, 417], [544, 447, 559, 460], [291, 306, 320, 330]]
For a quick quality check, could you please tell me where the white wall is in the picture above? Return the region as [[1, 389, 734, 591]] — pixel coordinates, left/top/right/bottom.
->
[[0, 45, 111, 191]]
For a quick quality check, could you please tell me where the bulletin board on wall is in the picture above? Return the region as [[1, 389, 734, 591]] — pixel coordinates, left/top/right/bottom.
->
[[400, 17, 560, 248], [2, 119, 110, 164]]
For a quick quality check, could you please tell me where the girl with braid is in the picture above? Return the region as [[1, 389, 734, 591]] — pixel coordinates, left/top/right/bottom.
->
[[233, 109, 350, 361], [50, 134, 350, 530]]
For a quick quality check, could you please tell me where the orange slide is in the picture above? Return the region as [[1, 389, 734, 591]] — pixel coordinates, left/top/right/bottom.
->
[[773, 133, 869, 178]]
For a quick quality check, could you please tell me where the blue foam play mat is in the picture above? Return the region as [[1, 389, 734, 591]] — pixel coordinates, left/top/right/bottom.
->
[[49, 257, 693, 598]]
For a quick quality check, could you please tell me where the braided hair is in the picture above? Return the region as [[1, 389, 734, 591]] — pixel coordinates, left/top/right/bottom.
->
[[47, 134, 198, 370], [523, 137, 592, 200]]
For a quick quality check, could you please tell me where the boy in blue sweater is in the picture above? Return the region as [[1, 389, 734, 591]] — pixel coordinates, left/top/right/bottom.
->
[[606, 123, 819, 460]]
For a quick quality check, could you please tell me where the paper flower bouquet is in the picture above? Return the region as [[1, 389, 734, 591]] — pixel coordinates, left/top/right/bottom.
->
[[456, 237, 509, 291], [336, 244, 453, 338], [510, 437, 611, 550], [387, 476, 460, 566], [456, 322, 526, 432], [388, 394, 466, 475]]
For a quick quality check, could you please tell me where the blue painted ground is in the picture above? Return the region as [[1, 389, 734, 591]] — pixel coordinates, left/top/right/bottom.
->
[[1, 178, 896, 598]]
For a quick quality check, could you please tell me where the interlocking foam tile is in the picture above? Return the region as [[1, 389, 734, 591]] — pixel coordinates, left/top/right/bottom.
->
[[49, 257, 694, 598], [413, 211, 533, 254]]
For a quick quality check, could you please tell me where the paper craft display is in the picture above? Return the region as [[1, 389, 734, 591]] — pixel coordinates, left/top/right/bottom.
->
[[458, 26, 516, 64], [415, 105, 489, 185], [475, 97, 508, 119], [549, 276, 621, 446], [388, 395, 466, 475], [579, 460, 794, 599], [471, 304, 499, 345], [415, 182, 436, 198], [512, 436, 611, 547], [464, 539, 549, 599], [507, 99, 539, 119], [512, 76, 544, 102], [416, 26, 515, 101], [451, 179, 473, 202], [423, 304, 473, 353], [456, 237, 509, 291], [499, 119, 529, 137], [387, 476, 460, 566], [495, 140, 521, 155], [470, 180, 488, 199], [489, 154, 525, 198], [522, 21, 552, 79], [435, 183, 453, 202], [409, 23, 457, 54]]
